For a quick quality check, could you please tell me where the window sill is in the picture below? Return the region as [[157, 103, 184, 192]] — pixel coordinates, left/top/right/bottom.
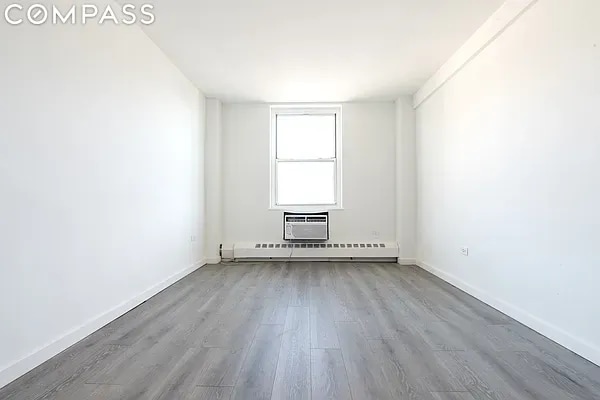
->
[[269, 205, 343, 212]]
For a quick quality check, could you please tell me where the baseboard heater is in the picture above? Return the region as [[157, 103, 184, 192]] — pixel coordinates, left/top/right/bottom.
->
[[230, 241, 399, 262]]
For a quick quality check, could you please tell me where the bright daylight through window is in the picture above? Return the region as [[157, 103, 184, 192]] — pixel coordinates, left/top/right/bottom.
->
[[271, 106, 341, 209]]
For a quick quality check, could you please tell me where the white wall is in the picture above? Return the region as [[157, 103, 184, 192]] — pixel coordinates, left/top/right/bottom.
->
[[221, 103, 396, 247], [0, 15, 206, 385], [416, 0, 600, 364], [395, 97, 417, 263]]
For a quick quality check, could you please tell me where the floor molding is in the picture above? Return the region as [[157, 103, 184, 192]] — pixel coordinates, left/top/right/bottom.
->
[[416, 260, 600, 367], [0, 259, 207, 389]]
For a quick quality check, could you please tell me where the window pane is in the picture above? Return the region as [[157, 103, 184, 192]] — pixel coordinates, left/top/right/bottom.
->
[[276, 114, 335, 159], [276, 161, 335, 205]]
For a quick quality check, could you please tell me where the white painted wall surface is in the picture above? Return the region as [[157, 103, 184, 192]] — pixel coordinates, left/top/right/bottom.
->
[[0, 19, 206, 385], [204, 99, 223, 262], [221, 103, 396, 247], [416, 0, 600, 364], [395, 97, 417, 262]]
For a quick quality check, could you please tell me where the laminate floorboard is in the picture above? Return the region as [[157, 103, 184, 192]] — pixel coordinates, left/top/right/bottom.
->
[[1, 262, 599, 400], [310, 348, 352, 400], [271, 307, 310, 400]]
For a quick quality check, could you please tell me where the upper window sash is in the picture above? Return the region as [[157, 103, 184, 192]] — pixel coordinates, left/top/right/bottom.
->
[[275, 111, 337, 161]]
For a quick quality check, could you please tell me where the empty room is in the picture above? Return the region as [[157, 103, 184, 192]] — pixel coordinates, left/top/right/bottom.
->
[[1, 0, 599, 399]]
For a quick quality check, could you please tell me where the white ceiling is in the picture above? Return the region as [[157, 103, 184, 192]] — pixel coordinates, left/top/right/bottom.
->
[[141, 0, 503, 102]]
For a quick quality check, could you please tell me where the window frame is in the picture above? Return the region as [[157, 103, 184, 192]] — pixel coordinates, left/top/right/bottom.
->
[[269, 105, 343, 211]]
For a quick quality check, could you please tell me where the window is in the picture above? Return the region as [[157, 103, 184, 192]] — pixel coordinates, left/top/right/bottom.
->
[[270, 106, 342, 209]]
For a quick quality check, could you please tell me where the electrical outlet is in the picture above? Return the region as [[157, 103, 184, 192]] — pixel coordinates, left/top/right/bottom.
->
[[190, 235, 197, 242], [461, 247, 469, 256]]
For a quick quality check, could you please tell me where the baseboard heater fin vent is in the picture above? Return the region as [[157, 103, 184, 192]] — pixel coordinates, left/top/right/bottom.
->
[[232, 242, 398, 261]]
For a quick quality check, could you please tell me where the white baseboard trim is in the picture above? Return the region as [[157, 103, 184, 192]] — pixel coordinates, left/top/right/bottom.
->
[[0, 259, 207, 389], [398, 258, 417, 266], [416, 260, 600, 367], [205, 257, 221, 264]]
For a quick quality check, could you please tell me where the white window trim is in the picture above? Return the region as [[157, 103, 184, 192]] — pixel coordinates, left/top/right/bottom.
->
[[269, 105, 343, 211]]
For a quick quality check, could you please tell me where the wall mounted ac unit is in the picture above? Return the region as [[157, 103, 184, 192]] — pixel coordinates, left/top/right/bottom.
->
[[283, 212, 329, 241]]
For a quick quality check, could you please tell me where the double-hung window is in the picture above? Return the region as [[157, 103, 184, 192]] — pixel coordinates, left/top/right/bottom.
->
[[270, 106, 342, 210]]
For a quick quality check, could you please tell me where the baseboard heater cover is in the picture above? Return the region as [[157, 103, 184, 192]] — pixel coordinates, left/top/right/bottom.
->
[[231, 242, 399, 260]]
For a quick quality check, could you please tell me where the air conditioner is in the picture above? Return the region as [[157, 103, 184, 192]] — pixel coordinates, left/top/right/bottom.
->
[[283, 212, 329, 241]]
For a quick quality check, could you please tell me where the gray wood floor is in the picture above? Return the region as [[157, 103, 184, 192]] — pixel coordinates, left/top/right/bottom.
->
[[2, 262, 599, 400]]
